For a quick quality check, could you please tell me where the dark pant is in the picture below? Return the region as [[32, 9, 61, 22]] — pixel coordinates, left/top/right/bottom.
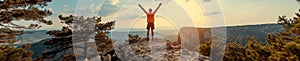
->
[[146, 22, 155, 30], [146, 22, 154, 39]]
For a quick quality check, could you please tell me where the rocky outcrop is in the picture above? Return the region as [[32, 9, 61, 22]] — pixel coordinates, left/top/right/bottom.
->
[[114, 38, 209, 61], [177, 27, 211, 50]]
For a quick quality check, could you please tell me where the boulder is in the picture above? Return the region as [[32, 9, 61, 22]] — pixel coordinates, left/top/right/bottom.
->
[[177, 27, 211, 50]]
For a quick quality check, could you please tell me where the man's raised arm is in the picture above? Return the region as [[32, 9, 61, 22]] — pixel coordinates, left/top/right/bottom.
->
[[138, 4, 147, 13], [154, 3, 162, 13]]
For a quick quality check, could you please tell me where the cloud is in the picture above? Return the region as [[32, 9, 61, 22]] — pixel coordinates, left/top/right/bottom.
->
[[117, 4, 142, 19], [201, 0, 211, 2], [186, 0, 190, 2], [154, 0, 172, 3], [205, 11, 220, 16], [98, 0, 121, 16], [75, 0, 104, 16], [64, 4, 69, 8], [111, 0, 120, 6]]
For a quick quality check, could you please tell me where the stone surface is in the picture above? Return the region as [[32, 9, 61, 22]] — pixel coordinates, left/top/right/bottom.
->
[[112, 38, 210, 61]]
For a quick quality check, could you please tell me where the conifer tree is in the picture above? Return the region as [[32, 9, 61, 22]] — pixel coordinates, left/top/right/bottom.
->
[[38, 15, 117, 61], [0, 0, 52, 61], [197, 9, 300, 60], [266, 9, 300, 60]]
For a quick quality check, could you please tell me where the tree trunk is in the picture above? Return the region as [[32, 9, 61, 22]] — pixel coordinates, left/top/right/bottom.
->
[[83, 38, 88, 59]]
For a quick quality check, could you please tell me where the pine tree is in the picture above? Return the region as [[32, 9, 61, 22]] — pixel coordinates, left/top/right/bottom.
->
[[266, 9, 300, 60], [197, 9, 300, 61], [127, 34, 142, 44], [38, 15, 117, 61], [0, 0, 52, 61]]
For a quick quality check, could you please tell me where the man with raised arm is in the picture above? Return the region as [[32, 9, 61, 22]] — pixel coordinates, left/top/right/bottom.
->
[[138, 3, 162, 40]]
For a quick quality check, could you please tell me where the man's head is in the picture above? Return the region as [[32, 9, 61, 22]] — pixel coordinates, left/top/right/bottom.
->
[[149, 8, 152, 13]]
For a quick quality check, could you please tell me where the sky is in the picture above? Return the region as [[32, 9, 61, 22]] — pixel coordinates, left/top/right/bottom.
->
[[18, 0, 300, 30]]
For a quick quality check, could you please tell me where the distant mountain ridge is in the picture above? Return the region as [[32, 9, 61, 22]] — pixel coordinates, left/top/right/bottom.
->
[[178, 24, 283, 45], [14, 30, 50, 45], [225, 24, 283, 44]]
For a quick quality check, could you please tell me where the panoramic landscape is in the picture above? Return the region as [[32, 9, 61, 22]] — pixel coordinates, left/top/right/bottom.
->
[[1, 0, 300, 61]]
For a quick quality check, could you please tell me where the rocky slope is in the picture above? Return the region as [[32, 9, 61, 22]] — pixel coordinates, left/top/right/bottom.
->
[[113, 38, 209, 61]]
